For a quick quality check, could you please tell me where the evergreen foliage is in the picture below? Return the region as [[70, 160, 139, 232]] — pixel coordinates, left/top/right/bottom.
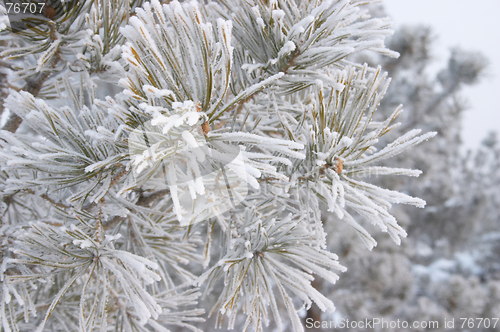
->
[[0, 0, 436, 331]]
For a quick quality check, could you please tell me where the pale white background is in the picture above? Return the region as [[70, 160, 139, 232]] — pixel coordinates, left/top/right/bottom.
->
[[383, 0, 500, 151]]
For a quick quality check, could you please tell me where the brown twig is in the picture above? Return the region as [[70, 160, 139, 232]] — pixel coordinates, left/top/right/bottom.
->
[[109, 165, 127, 188], [103, 215, 126, 231], [102, 188, 170, 230], [283, 50, 300, 74], [21, 188, 71, 209], [136, 189, 170, 207], [40, 193, 70, 209], [2, 22, 61, 133]]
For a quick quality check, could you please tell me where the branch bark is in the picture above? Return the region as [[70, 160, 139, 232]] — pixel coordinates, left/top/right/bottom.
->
[[1, 23, 61, 133]]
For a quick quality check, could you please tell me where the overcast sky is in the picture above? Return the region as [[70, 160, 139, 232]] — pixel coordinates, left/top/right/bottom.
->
[[382, 0, 500, 151]]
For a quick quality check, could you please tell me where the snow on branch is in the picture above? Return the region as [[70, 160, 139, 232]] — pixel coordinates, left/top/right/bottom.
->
[[0, 0, 437, 331]]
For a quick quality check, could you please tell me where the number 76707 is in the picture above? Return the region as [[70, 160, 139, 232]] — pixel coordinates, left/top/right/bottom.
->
[[5, 2, 46, 14]]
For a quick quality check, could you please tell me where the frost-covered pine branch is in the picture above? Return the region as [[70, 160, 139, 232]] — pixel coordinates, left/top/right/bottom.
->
[[1, 0, 435, 331]]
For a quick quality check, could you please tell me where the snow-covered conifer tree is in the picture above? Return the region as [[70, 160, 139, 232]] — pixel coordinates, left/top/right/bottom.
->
[[0, 0, 435, 331]]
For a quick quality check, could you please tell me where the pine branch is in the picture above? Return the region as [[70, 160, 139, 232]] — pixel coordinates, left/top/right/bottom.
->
[[0, 1, 439, 331], [136, 189, 170, 207], [1, 23, 61, 133]]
